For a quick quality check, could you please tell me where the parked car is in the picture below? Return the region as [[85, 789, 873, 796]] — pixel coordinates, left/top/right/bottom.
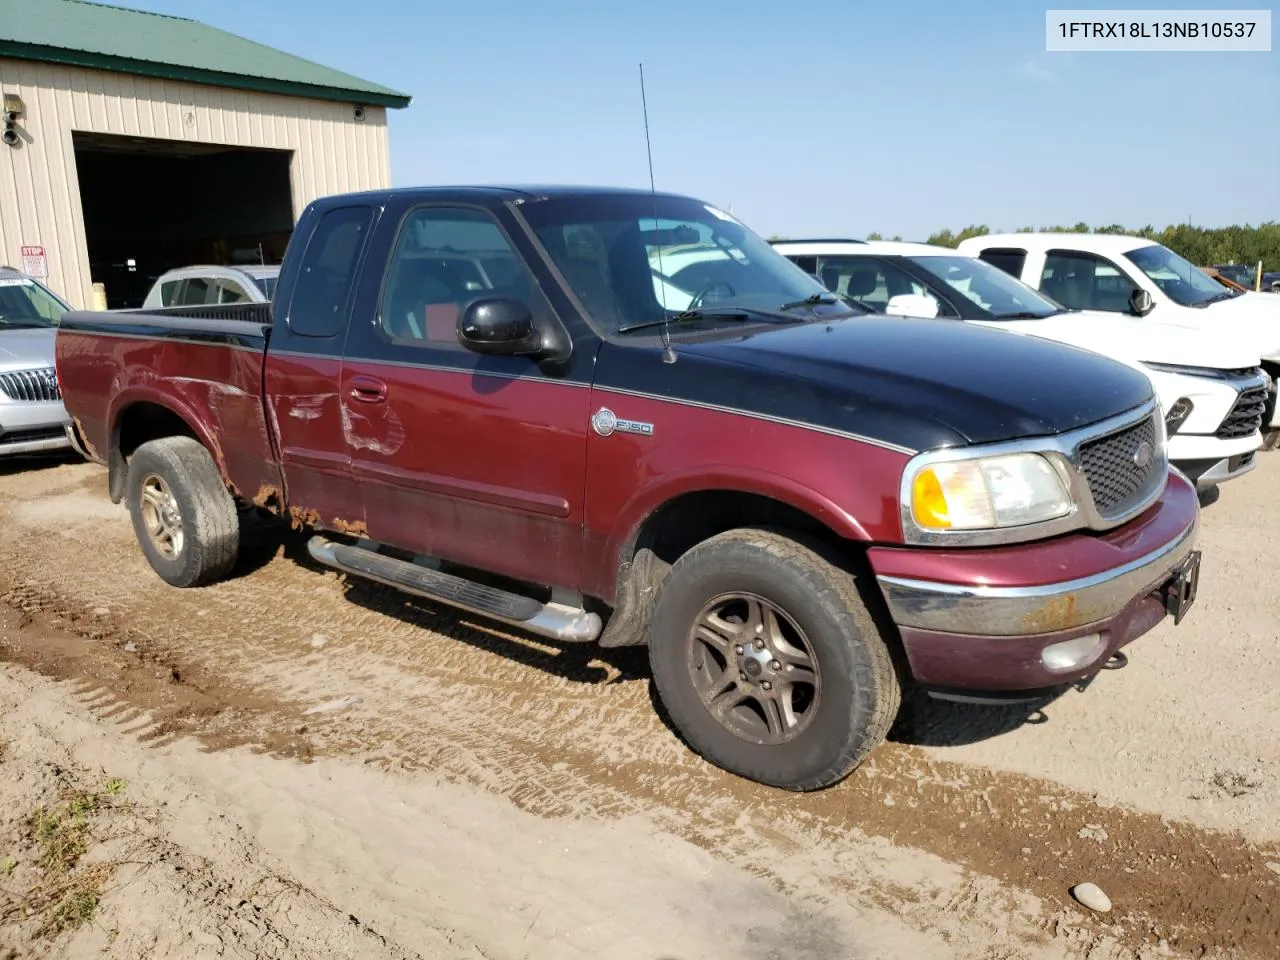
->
[[0, 266, 79, 458], [771, 240, 1267, 489], [1209, 263, 1257, 289], [55, 186, 1201, 791], [957, 234, 1280, 433], [141, 264, 280, 309], [1202, 266, 1252, 294]]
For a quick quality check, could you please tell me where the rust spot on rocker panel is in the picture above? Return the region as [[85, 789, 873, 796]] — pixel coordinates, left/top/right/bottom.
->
[[287, 505, 321, 531], [330, 517, 368, 537]]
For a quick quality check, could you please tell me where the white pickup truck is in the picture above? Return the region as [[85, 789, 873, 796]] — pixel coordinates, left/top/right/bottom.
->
[[769, 239, 1268, 489], [957, 233, 1280, 436]]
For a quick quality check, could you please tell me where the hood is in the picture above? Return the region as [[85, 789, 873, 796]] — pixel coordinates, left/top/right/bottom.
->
[[0, 326, 57, 372], [1169, 292, 1280, 359], [978, 310, 1261, 369], [669, 315, 1154, 449]]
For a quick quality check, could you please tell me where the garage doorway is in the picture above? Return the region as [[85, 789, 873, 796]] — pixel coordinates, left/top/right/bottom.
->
[[72, 132, 294, 308]]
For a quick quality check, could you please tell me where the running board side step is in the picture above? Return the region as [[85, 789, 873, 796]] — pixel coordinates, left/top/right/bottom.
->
[[307, 536, 602, 643]]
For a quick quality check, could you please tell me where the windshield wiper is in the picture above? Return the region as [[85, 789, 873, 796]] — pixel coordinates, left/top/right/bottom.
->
[[617, 307, 754, 334], [779, 293, 840, 311], [990, 311, 1051, 320], [779, 293, 870, 318]]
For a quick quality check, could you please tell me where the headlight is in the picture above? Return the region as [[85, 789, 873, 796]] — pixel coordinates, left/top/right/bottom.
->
[[906, 452, 1073, 534]]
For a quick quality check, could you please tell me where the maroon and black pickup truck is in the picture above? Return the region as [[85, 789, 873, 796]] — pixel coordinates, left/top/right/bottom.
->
[[55, 186, 1201, 790]]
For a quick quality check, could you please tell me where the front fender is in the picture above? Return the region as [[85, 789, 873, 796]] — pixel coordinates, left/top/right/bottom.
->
[[610, 463, 877, 557]]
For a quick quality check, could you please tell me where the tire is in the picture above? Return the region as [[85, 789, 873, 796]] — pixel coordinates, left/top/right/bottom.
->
[[1262, 429, 1280, 452], [647, 527, 900, 791], [125, 436, 239, 588]]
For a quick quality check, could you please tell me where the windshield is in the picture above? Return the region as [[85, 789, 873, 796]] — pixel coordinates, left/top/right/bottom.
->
[[0, 276, 69, 328], [252, 274, 278, 299], [517, 194, 854, 335], [904, 255, 1062, 319], [1126, 244, 1234, 307]]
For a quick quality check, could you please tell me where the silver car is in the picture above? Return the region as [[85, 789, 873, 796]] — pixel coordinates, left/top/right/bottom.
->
[[0, 267, 76, 457], [141, 264, 280, 309]]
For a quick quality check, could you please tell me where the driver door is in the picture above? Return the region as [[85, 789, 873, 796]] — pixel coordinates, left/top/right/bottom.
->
[[339, 200, 591, 590]]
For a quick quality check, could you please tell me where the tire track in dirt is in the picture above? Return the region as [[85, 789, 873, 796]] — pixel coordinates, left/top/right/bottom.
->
[[1, 462, 1277, 958]]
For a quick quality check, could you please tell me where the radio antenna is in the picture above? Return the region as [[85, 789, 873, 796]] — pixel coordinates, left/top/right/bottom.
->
[[639, 62, 676, 364]]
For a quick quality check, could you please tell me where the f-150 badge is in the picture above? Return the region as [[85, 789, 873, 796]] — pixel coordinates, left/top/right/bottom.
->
[[591, 407, 654, 438]]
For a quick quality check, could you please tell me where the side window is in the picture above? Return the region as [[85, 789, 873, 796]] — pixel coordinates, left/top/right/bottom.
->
[[288, 205, 375, 338], [816, 257, 954, 317], [215, 279, 249, 303], [180, 276, 211, 305], [160, 280, 180, 306], [378, 206, 546, 347], [1041, 251, 1138, 313], [786, 255, 819, 277], [977, 248, 1027, 278]]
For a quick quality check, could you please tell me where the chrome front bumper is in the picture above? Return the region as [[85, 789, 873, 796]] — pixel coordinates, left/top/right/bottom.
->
[[876, 512, 1199, 638]]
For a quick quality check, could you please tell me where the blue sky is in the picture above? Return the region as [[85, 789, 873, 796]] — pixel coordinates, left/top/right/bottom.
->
[[125, 0, 1277, 239]]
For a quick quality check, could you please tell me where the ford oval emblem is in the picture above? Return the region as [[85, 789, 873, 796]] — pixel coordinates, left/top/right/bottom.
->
[[591, 407, 618, 437], [1132, 441, 1153, 469]]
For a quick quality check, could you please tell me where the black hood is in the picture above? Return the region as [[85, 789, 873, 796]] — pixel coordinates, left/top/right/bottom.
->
[[600, 315, 1155, 452]]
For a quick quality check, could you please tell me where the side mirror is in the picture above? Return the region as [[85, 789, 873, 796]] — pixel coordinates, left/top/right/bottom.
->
[[1129, 288, 1155, 317], [458, 297, 542, 356], [885, 293, 940, 319]]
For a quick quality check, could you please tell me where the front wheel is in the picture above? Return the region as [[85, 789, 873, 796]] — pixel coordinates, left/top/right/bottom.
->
[[648, 527, 900, 791], [126, 436, 240, 587]]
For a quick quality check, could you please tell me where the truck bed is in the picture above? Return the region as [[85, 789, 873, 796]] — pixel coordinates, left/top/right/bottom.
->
[[55, 303, 281, 508]]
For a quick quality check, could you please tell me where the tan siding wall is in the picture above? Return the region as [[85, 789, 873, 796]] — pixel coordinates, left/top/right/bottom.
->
[[0, 58, 392, 308]]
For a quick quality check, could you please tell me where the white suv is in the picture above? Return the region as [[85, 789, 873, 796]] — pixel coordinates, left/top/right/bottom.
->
[[771, 239, 1267, 489]]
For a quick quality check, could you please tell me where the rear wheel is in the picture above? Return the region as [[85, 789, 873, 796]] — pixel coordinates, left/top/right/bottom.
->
[[126, 437, 239, 587], [648, 527, 900, 790]]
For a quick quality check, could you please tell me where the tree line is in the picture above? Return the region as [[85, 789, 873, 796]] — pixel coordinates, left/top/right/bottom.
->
[[873, 222, 1280, 270]]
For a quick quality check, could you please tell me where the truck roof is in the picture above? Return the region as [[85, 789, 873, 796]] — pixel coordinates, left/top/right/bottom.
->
[[960, 233, 1159, 256], [772, 239, 953, 257], [307, 184, 710, 206]]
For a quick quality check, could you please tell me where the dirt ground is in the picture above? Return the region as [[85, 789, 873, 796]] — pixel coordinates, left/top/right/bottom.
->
[[0, 452, 1277, 959]]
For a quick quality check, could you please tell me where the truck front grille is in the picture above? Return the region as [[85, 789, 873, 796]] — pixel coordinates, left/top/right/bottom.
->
[[1216, 383, 1269, 439], [1078, 412, 1163, 518], [0, 367, 62, 403]]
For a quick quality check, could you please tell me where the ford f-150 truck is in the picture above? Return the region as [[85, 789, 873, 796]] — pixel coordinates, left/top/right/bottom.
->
[[54, 186, 1202, 791]]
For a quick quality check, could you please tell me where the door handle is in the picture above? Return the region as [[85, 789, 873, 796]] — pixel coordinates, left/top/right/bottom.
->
[[349, 375, 388, 404]]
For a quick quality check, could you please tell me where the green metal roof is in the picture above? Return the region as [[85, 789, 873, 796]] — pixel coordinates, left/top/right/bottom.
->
[[0, 0, 411, 108]]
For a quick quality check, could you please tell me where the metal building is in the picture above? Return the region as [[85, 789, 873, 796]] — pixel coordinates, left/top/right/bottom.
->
[[0, 0, 411, 308]]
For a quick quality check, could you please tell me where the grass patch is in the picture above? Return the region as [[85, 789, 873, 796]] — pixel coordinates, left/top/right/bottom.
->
[[1, 776, 129, 939]]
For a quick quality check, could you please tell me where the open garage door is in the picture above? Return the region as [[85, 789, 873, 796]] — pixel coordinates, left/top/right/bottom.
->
[[73, 132, 294, 308]]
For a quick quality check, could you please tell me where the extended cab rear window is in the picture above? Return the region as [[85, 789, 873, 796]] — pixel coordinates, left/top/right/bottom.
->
[[976, 248, 1027, 278], [287, 206, 375, 338]]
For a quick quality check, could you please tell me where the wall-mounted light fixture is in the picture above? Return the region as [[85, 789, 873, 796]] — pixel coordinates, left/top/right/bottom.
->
[[3, 93, 23, 148]]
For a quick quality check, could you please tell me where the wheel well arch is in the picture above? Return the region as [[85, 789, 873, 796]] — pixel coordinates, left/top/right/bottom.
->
[[626, 488, 852, 570], [596, 488, 870, 648], [106, 401, 204, 503]]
